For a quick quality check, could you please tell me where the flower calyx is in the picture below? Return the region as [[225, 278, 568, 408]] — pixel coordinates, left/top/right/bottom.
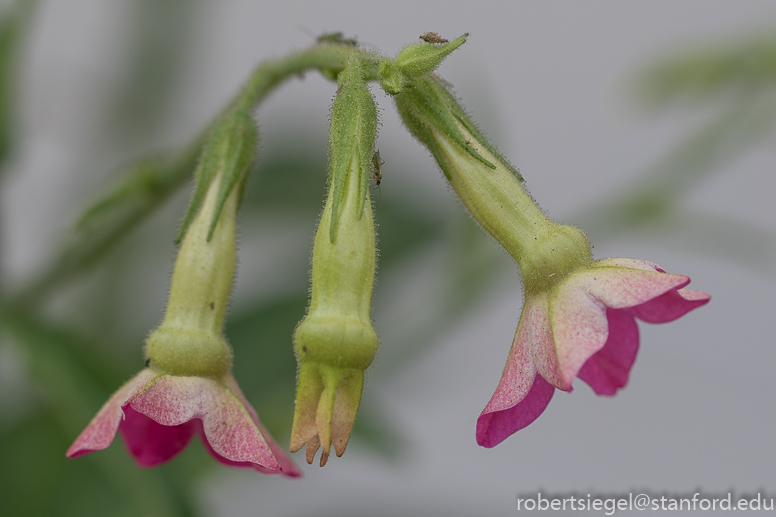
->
[[379, 33, 468, 95], [177, 110, 258, 244]]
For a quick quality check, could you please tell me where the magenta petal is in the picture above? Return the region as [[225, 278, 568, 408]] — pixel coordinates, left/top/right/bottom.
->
[[66, 369, 156, 458], [523, 295, 567, 392], [632, 287, 711, 323], [129, 374, 291, 474], [578, 266, 690, 310], [476, 298, 556, 447], [476, 374, 554, 448], [119, 405, 197, 467], [577, 308, 639, 396], [549, 282, 610, 389], [223, 375, 303, 477]]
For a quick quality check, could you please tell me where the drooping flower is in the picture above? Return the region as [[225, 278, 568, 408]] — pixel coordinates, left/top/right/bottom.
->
[[393, 73, 710, 446], [68, 111, 299, 475], [66, 369, 301, 475], [475, 258, 709, 447], [290, 56, 378, 466]]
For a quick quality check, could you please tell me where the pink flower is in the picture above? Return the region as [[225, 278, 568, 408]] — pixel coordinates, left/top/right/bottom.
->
[[67, 368, 301, 476], [476, 258, 710, 447]]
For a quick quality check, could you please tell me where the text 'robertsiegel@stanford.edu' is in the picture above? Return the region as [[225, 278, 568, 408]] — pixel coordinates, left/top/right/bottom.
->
[[516, 492, 774, 514]]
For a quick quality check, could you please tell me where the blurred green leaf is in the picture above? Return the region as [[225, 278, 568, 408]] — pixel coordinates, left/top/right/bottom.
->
[[578, 30, 776, 270], [15, 147, 199, 306], [636, 32, 776, 107], [227, 295, 305, 440], [242, 135, 328, 213], [0, 0, 37, 169]]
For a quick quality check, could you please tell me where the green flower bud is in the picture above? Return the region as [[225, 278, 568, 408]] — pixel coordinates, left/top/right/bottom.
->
[[379, 33, 468, 96], [394, 33, 467, 78], [145, 111, 258, 377], [290, 56, 379, 466]]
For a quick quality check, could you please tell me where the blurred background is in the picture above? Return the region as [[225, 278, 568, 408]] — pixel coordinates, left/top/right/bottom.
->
[[1, 1, 775, 515]]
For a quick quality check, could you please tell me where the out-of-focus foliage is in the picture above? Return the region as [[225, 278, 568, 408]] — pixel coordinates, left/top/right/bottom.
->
[[636, 34, 776, 106], [578, 30, 776, 270]]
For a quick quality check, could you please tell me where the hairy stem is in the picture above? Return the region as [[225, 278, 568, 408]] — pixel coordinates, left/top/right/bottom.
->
[[10, 43, 381, 307]]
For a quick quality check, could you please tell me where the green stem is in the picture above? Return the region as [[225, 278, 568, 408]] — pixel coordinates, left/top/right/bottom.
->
[[235, 44, 381, 112]]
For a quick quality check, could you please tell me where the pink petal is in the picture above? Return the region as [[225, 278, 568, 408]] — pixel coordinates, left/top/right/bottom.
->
[[577, 308, 639, 395], [573, 265, 690, 310], [119, 405, 197, 467], [520, 295, 567, 392], [223, 375, 302, 477], [549, 281, 610, 389], [66, 369, 156, 458], [476, 298, 556, 447], [129, 375, 288, 474], [476, 374, 554, 448], [593, 258, 664, 272], [632, 288, 711, 323]]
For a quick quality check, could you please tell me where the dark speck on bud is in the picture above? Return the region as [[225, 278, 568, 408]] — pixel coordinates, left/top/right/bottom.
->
[[420, 32, 448, 44]]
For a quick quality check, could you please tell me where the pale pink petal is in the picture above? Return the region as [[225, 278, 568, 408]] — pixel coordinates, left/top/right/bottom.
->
[[479, 307, 540, 416], [193, 421, 286, 475], [577, 308, 639, 395], [592, 258, 663, 272], [66, 369, 157, 458], [521, 294, 566, 391], [119, 405, 197, 467], [632, 287, 711, 323], [223, 375, 302, 477], [550, 281, 610, 388], [571, 266, 690, 310], [129, 375, 283, 473], [476, 299, 555, 447], [476, 374, 554, 448]]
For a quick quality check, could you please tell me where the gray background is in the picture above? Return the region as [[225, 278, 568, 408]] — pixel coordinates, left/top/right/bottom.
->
[[3, 1, 775, 515]]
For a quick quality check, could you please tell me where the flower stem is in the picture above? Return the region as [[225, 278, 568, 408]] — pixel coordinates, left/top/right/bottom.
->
[[9, 43, 381, 308]]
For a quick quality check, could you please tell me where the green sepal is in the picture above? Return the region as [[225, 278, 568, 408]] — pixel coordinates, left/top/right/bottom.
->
[[430, 75, 523, 181], [207, 112, 257, 241], [397, 76, 495, 176], [328, 55, 377, 242], [176, 110, 257, 244], [395, 33, 468, 78], [396, 75, 523, 181]]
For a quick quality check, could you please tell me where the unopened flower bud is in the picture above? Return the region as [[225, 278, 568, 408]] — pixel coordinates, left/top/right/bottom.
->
[[379, 34, 468, 96], [394, 33, 467, 78], [290, 56, 379, 466]]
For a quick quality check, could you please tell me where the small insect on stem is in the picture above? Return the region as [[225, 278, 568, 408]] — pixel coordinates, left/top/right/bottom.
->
[[370, 149, 385, 204], [419, 32, 448, 44]]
